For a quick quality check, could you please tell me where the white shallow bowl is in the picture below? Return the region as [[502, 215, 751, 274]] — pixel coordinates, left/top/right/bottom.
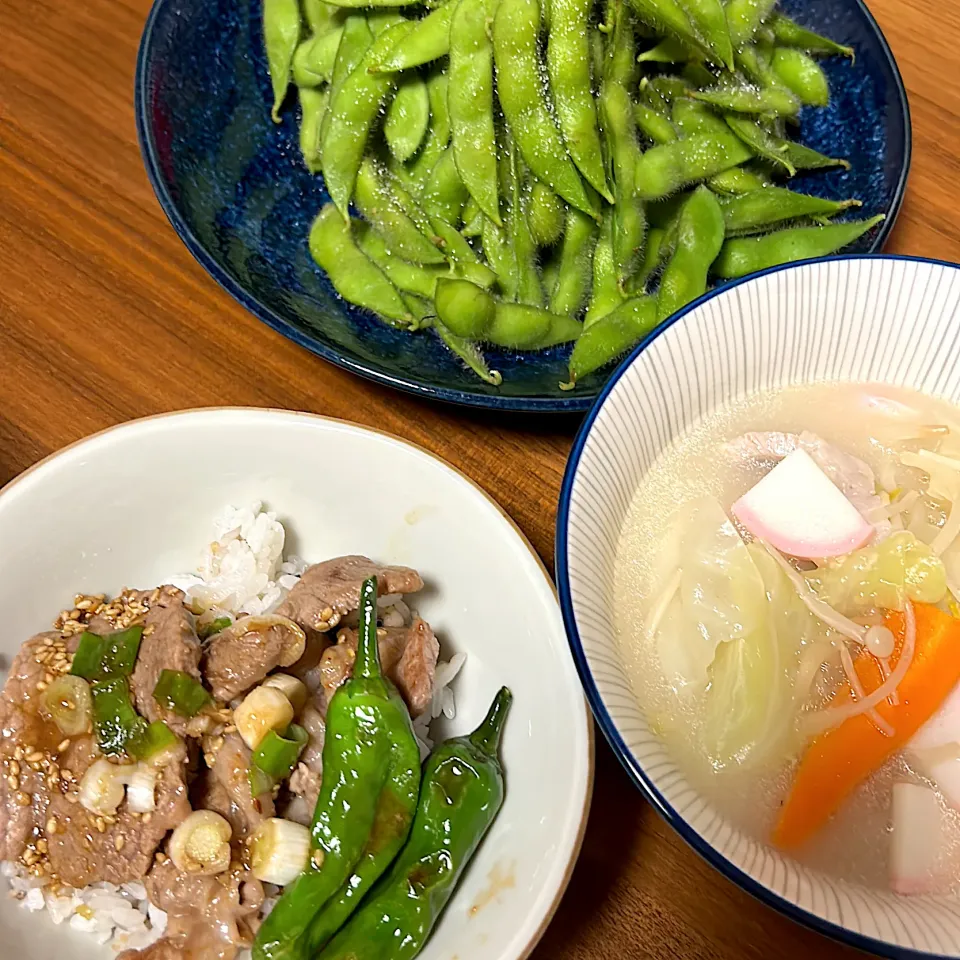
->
[[557, 255, 960, 959], [0, 409, 593, 960]]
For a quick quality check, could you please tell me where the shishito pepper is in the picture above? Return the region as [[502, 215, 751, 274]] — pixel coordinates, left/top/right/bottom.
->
[[253, 576, 421, 960], [316, 687, 511, 960]]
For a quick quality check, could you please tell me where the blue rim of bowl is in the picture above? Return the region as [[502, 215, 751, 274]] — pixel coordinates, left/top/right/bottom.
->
[[133, 0, 910, 414], [556, 253, 960, 960]]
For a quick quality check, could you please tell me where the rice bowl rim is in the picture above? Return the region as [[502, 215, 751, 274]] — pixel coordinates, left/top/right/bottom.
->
[[0, 405, 595, 960]]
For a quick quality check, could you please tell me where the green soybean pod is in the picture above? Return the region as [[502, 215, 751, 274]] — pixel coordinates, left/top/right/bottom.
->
[[584, 212, 625, 328], [634, 132, 752, 200], [631, 225, 666, 293], [637, 36, 691, 62], [503, 138, 544, 306], [355, 222, 448, 298], [309, 205, 413, 326], [370, 2, 455, 71], [407, 71, 452, 187], [724, 115, 795, 175], [385, 77, 431, 163], [549, 207, 599, 317], [303, 0, 337, 33], [671, 98, 729, 137], [422, 148, 470, 225], [354, 158, 448, 264], [628, 0, 720, 68], [783, 140, 850, 172], [676, 0, 733, 70], [528, 180, 566, 247], [299, 86, 329, 174], [481, 216, 519, 300], [487, 304, 582, 349], [461, 197, 484, 236], [770, 12, 854, 59], [493, 0, 595, 214], [322, 19, 413, 217], [319, 13, 374, 147], [429, 217, 499, 289], [449, 0, 501, 225], [292, 26, 344, 87], [718, 187, 861, 234], [635, 103, 679, 145], [567, 295, 658, 384], [435, 277, 497, 338], [713, 215, 885, 278], [263, 0, 301, 122], [547, 0, 612, 201], [725, 0, 775, 47], [434, 322, 503, 385], [691, 84, 799, 117], [656, 185, 724, 321], [707, 164, 771, 194], [770, 47, 830, 107]]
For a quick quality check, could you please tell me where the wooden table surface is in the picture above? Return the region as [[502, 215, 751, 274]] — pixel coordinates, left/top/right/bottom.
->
[[2, 0, 959, 956]]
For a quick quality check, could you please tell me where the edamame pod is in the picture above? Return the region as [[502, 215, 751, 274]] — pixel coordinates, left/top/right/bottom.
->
[[299, 86, 330, 174], [713, 215, 885, 278], [549, 208, 598, 316], [634, 132, 752, 199], [724, 115, 795, 175], [292, 26, 344, 87], [725, 0, 776, 47], [635, 103, 679, 145], [407, 71, 451, 186], [691, 84, 799, 117], [449, 0, 501, 224], [487, 304, 582, 349], [322, 19, 413, 217], [422, 148, 469, 225], [584, 211, 625, 328], [504, 139, 544, 306], [435, 277, 497, 338], [707, 164, 771, 194], [628, 0, 722, 68], [769, 12, 854, 59], [771, 47, 830, 107], [656, 185, 724, 320], [676, 0, 733, 71], [354, 158, 448, 264], [434, 322, 503, 385], [548, 0, 612, 200], [718, 188, 861, 234], [309, 205, 413, 327], [528, 180, 566, 247], [263, 0, 301, 121], [494, 0, 595, 214], [369, 2, 455, 71], [385, 77, 431, 163], [355, 223, 449, 298], [567, 295, 658, 383]]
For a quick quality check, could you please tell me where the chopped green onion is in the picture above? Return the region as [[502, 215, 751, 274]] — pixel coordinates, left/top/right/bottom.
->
[[91, 676, 149, 757], [130, 720, 180, 761], [249, 724, 308, 797], [70, 626, 143, 680], [199, 617, 233, 640], [153, 670, 214, 717], [70, 632, 106, 679]]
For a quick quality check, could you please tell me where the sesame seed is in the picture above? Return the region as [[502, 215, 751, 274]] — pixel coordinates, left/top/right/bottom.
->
[[35, 681, 47, 692], [46, 818, 58, 835], [36, 839, 48, 854], [9, 760, 19, 777], [95, 817, 106, 833], [144, 624, 155, 637], [61, 768, 73, 781], [43, 637, 53, 647], [312, 849, 325, 868], [44, 673, 53, 684], [320, 607, 334, 622], [13, 746, 23, 761], [155, 852, 167, 864], [114, 835, 125, 852], [6, 775, 18, 791], [26, 752, 43, 763], [22, 850, 37, 866], [57, 740, 70, 753], [142, 812, 152, 824], [16, 793, 30, 807]]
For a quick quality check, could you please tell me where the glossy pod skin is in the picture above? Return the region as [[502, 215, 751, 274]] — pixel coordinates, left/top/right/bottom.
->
[[584, 210, 625, 328], [263, 0, 301, 122], [434, 277, 497, 338], [771, 47, 831, 107], [254, 577, 422, 960], [770, 12, 854, 59], [529, 180, 566, 247], [493, 0, 596, 214], [448, 0, 501, 224], [718, 187, 861, 234], [725, 115, 796, 175], [725, 0, 776, 47], [298, 87, 329, 174], [713, 215, 886, 278], [355, 222, 449, 299], [549, 207, 599, 316], [434, 322, 503, 385], [370, 1, 455, 71], [634, 132, 752, 199], [547, 0, 612, 200], [656, 185, 724, 320], [568, 294, 659, 383], [316, 689, 512, 960], [385, 77, 431, 163]]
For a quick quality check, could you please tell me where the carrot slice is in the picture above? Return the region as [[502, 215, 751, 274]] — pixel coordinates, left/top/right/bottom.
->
[[772, 603, 960, 850]]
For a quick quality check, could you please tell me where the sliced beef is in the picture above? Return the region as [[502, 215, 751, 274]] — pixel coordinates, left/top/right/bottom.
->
[[276, 556, 423, 639], [196, 733, 274, 839], [202, 616, 306, 702], [319, 618, 439, 717], [118, 856, 264, 960], [282, 701, 325, 826], [131, 586, 207, 737], [0, 634, 191, 888]]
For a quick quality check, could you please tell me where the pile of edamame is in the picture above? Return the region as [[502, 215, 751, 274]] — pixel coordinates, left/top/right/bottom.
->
[[264, 0, 882, 388]]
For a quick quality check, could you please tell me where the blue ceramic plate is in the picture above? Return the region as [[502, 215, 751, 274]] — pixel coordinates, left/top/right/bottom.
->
[[135, 0, 911, 412]]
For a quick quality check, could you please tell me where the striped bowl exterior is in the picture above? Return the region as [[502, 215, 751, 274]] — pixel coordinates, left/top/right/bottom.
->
[[557, 256, 960, 958]]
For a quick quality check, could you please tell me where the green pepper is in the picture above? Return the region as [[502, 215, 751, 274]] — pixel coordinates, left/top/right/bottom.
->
[[153, 669, 214, 717], [70, 626, 143, 680], [249, 724, 309, 797], [317, 687, 512, 960], [129, 720, 179, 761], [253, 576, 422, 960], [91, 676, 149, 757], [198, 616, 233, 640]]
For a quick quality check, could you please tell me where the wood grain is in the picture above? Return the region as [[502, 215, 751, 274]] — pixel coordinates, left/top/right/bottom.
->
[[0, 0, 957, 956]]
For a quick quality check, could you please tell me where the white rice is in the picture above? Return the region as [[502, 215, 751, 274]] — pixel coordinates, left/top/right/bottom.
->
[[2, 502, 464, 953]]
